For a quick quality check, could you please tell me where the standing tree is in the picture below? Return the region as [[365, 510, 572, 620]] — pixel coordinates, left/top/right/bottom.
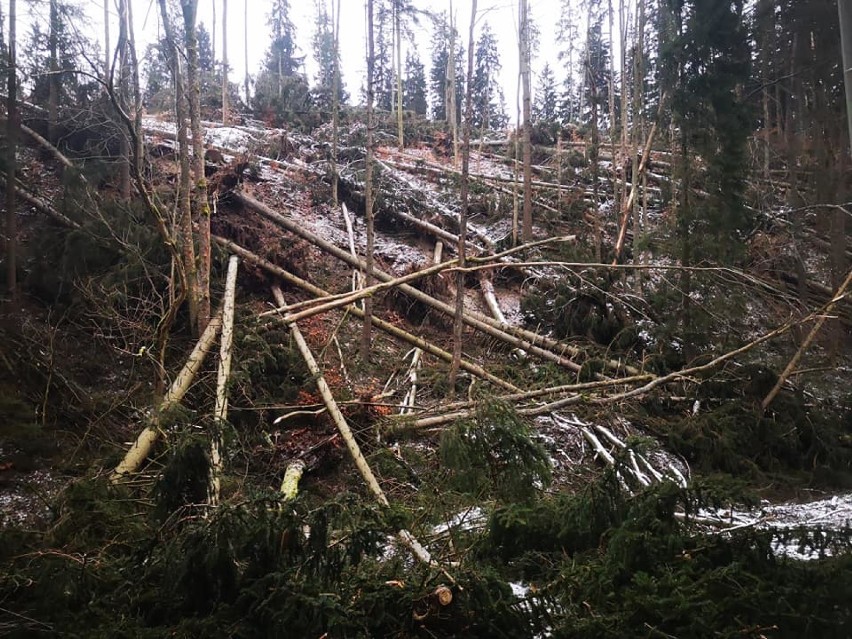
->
[[429, 11, 464, 122], [519, 0, 533, 242], [253, 0, 311, 126], [222, 0, 228, 124], [402, 50, 428, 115], [181, 0, 212, 333], [471, 22, 508, 131], [533, 63, 559, 124], [5, 0, 16, 305], [311, 0, 347, 114], [362, 0, 376, 363], [449, 0, 477, 391]]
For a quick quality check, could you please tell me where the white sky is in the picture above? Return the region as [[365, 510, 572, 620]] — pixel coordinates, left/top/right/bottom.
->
[[19, 0, 567, 121]]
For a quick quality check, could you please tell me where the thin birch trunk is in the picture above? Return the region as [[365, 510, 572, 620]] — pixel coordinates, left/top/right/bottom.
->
[[208, 256, 239, 506], [112, 310, 224, 481]]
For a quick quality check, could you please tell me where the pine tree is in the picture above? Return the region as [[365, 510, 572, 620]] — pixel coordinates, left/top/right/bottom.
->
[[471, 22, 508, 130], [402, 50, 427, 115], [533, 63, 559, 123]]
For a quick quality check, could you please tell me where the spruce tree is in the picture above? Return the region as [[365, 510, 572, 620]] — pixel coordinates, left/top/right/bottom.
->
[[533, 63, 559, 124], [311, 0, 347, 113], [253, 0, 311, 125], [402, 50, 427, 115], [672, 0, 752, 264], [429, 11, 465, 122], [471, 22, 508, 130]]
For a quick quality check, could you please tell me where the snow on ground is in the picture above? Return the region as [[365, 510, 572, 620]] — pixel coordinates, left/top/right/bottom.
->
[[698, 493, 852, 560]]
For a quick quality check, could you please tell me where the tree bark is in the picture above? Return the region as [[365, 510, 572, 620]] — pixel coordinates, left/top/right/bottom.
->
[[331, 0, 341, 206], [222, 0, 229, 125], [243, 0, 249, 107], [5, 0, 17, 306], [520, 0, 533, 242], [111, 310, 224, 481], [48, 0, 59, 144], [448, 0, 477, 391], [361, 0, 376, 363], [159, 0, 199, 332], [181, 0, 212, 333], [209, 255, 239, 506]]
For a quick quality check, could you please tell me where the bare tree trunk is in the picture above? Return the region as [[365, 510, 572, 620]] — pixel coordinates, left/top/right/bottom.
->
[[520, 0, 533, 242], [243, 0, 249, 107], [117, 0, 132, 200], [127, 0, 143, 167], [221, 0, 229, 125], [5, 0, 17, 306], [211, 0, 216, 60], [181, 0, 212, 333], [395, 0, 404, 151], [48, 0, 59, 144], [618, 0, 629, 214], [209, 255, 239, 506], [447, 1, 459, 166], [607, 0, 618, 212], [361, 0, 376, 363], [448, 0, 477, 391], [159, 0, 199, 332], [331, 0, 341, 206], [103, 0, 110, 80]]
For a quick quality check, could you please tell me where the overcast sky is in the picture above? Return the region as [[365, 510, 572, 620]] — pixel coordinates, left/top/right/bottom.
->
[[20, 0, 566, 123]]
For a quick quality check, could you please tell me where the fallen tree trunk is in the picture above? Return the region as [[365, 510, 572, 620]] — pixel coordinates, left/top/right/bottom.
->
[[0, 172, 80, 229], [234, 192, 606, 374], [111, 309, 224, 482], [393, 317, 798, 431], [272, 286, 447, 575], [215, 236, 520, 392]]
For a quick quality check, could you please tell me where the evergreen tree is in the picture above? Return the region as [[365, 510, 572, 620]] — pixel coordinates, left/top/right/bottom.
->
[[429, 11, 465, 122], [142, 39, 173, 110], [672, 0, 753, 264], [402, 50, 427, 115], [22, 1, 95, 111], [471, 22, 508, 130], [253, 0, 312, 126], [557, 0, 581, 123], [311, 0, 347, 113], [373, 0, 394, 111], [580, 3, 611, 129], [533, 63, 559, 123]]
